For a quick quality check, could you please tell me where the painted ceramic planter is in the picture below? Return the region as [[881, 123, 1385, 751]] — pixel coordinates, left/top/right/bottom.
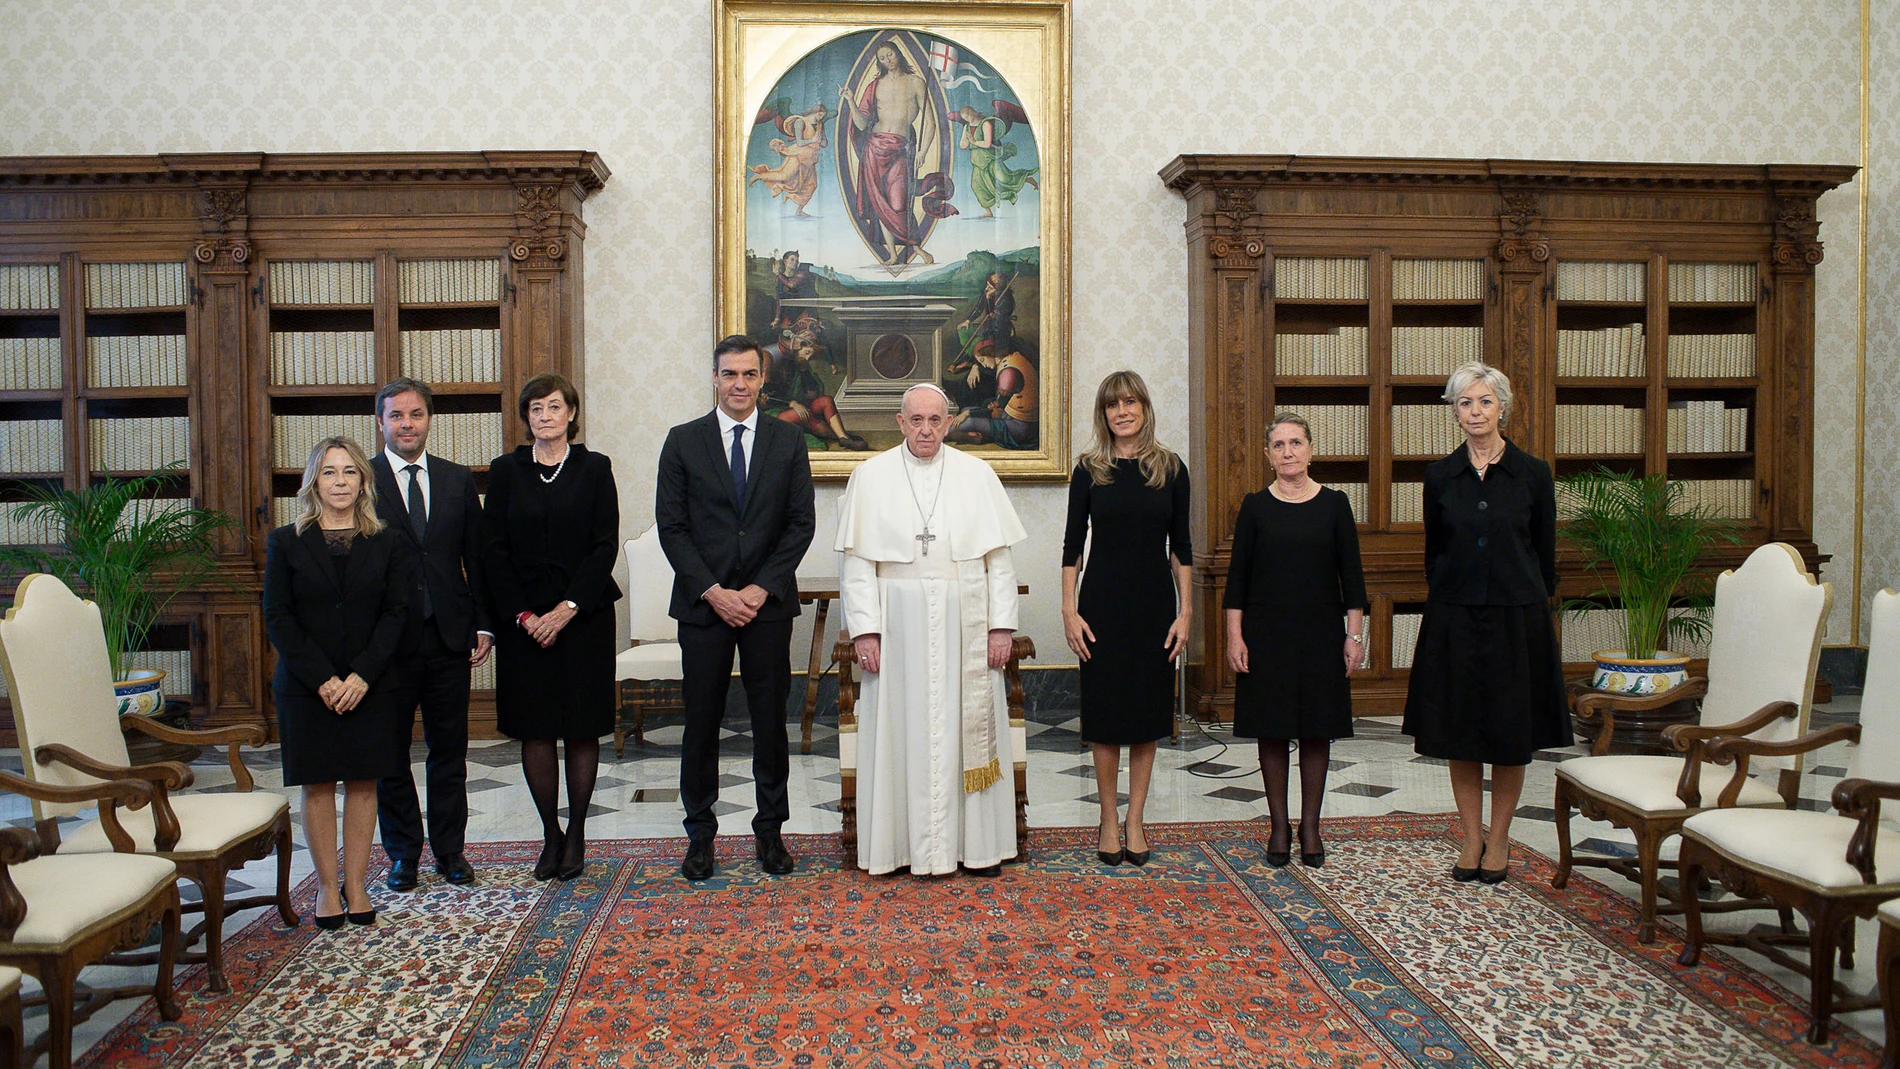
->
[[113, 668, 166, 718], [1590, 651, 1691, 696]]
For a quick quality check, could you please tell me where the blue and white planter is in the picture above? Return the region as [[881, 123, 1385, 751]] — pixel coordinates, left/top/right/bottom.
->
[[1590, 651, 1691, 696], [113, 668, 167, 718]]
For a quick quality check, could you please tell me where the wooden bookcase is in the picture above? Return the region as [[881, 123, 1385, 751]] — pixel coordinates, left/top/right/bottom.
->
[[0, 152, 609, 738], [1162, 156, 1855, 720]]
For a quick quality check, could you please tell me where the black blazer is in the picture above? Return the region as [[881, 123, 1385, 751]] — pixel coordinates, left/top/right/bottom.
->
[[262, 523, 415, 698], [1421, 439, 1557, 607], [482, 442, 623, 619], [656, 411, 815, 626], [371, 452, 492, 652]]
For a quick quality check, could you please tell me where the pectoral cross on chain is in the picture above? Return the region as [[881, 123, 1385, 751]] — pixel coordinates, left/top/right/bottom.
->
[[916, 528, 937, 556]]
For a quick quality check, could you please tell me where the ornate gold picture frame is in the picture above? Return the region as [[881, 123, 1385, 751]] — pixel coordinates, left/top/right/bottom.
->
[[716, 0, 1071, 480]]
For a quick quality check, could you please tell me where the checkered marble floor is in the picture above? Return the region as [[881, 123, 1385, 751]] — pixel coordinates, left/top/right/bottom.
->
[[8, 693, 1887, 1059]]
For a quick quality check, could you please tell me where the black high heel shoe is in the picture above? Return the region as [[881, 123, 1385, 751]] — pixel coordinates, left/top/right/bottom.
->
[[348, 908, 377, 926], [1097, 821, 1123, 867], [1123, 823, 1150, 867], [1478, 843, 1509, 885], [555, 832, 587, 881], [314, 911, 347, 931], [1265, 823, 1291, 868], [1298, 823, 1325, 869], [533, 836, 562, 881]]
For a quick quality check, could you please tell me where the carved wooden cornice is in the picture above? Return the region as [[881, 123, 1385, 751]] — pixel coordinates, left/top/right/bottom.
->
[[0, 151, 611, 193], [1162, 155, 1857, 196]]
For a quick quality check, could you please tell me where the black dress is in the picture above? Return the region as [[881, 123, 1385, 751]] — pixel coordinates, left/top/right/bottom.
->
[[1401, 440, 1572, 765], [1223, 487, 1368, 740], [1062, 457, 1191, 745], [484, 443, 623, 741], [262, 525, 413, 787]]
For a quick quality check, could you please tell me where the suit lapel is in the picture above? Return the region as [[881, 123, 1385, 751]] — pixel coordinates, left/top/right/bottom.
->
[[297, 523, 345, 593], [371, 456, 415, 548], [700, 414, 743, 513], [740, 418, 779, 521]]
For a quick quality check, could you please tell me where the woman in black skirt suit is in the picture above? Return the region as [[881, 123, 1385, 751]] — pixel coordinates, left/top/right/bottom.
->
[[1224, 412, 1367, 869], [485, 373, 622, 881], [263, 436, 415, 928], [1402, 361, 1569, 885], [1061, 371, 1192, 867]]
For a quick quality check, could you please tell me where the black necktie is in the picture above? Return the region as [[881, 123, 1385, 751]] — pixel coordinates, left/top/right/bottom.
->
[[404, 463, 433, 618], [404, 463, 427, 537], [730, 425, 748, 508]]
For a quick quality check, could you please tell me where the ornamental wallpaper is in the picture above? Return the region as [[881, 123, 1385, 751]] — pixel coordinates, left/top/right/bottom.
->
[[0, 0, 1882, 657]]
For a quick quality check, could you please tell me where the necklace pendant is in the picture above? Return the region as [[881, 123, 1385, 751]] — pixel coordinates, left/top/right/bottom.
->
[[916, 528, 936, 556]]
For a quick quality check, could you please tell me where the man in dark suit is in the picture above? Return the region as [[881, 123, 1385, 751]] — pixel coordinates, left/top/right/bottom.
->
[[370, 377, 492, 890], [657, 334, 816, 881]]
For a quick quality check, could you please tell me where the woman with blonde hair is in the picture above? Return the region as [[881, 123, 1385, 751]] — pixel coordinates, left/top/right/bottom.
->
[[1402, 362, 1568, 884], [1061, 371, 1192, 866], [263, 436, 415, 928]]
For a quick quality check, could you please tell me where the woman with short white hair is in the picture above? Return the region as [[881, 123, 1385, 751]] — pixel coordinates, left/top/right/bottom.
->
[[1402, 361, 1569, 885]]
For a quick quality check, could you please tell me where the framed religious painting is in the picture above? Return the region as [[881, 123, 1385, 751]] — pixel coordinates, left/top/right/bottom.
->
[[716, 0, 1071, 480]]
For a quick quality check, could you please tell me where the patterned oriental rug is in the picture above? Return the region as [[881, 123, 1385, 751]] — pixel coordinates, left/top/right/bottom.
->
[[79, 816, 1881, 1068]]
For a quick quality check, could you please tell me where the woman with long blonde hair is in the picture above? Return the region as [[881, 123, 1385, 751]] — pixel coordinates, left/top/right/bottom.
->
[[263, 436, 415, 927], [1061, 371, 1192, 866]]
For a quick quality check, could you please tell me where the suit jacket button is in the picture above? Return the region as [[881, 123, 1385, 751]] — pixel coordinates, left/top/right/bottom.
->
[[738, 530, 746, 537]]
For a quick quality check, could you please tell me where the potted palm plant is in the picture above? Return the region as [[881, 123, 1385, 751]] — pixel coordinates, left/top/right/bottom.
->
[[0, 468, 237, 715], [1557, 467, 1746, 695]]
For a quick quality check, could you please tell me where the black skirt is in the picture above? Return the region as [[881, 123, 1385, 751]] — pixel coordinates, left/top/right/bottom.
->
[[494, 605, 616, 741], [1401, 601, 1570, 765], [275, 690, 408, 787]]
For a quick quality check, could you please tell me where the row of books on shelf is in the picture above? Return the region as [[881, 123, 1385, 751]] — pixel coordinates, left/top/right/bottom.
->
[[401, 328, 502, 383], [0, 337, 61, 390], [1390, 405, 1462, 457], [1665, 401, 1748, 453], [0, 264, 59, 311], [398, 259, 503, 304], [1555, 405, 1646, 455], [1391, 481, 1424, 524], [1667, 262, 1756, 304], [1558, 606, 1713, 661], [1392, 326, 1483, 376], [1672, 478, 1753, 519], [90, 416, 190, 472], [271, 411, 504, 470], [269, 260, 375, 306], [1273, 257, 1368, 301], [1390, 612, 1422, 669], [1556, 324, 1645, 377], [270, 331, 376, 385], [84, 262, 187, 310], [1555, 261, 1646, 303], [1298, 405, 1368, 456], [1333, 482, 1366, 522], [88, 334, 187, 388], [1665, 333, 1756, 378], [0, 420, 63, 473], [0, 501, 55, 545], [1391, 259, 1485, 302], [272, 414, 381, 469], [124, 649, 194, 697], [1275, 327, 1366, 376]]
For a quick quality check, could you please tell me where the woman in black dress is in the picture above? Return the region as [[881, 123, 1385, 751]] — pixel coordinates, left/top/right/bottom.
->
[[1224, 412, 1367, 868], [263, 436, 414, 929], [1061, 371, 1192, 867], [1402, 362, 1569, 885], [485, 373, 622, 881]]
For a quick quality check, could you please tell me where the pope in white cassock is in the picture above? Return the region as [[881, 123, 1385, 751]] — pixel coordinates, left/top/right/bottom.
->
[[836, 384, 1026, 877]]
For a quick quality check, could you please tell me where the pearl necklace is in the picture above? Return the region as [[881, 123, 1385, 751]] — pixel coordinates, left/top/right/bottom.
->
[[534, 442, 571, 483]]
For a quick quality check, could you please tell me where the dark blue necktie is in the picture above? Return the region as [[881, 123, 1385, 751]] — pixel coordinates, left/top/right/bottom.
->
[[730, 424, 748, 508]]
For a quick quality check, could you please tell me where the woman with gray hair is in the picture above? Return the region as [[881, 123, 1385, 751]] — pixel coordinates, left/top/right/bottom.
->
[[1223, 411, 1367, 868], [1402, 361, 1568, 885]]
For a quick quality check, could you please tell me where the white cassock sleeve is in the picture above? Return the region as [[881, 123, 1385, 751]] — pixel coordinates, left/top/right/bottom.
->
[[984, 545, 1018, 631], [840, 551, 883, 639]]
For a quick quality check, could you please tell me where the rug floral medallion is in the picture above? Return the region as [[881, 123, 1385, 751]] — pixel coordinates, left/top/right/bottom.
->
[[80, 816, 1882, 1068]]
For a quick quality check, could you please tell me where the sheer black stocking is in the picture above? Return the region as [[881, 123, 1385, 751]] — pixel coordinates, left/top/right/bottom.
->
[[561, 737, 601, 870], [522, 740, 563, 873]]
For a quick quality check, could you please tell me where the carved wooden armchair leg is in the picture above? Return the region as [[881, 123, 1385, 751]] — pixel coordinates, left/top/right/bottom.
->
[[833, 637, 861, 871], [1006, 637, 1036, 864], [1878, 913, 1897, 1069]]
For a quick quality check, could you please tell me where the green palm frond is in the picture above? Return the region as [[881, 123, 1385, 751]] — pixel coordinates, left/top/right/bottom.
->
[[1557, 467, 1746, 660], [0, 466, 238, 680]]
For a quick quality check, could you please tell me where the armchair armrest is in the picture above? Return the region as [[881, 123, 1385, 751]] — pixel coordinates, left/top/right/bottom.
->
[[1703, 723, 1862, 807], [121, 715, 267, 793], [0, 769, 160, 854], [1664, 700, 1800, 807], [0, 827, 40, 941], [832, 639, 859, 730], [1574, 678, 1708, 757], [1832, 777, 1900, 884], [35, 744, 193, 791]]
